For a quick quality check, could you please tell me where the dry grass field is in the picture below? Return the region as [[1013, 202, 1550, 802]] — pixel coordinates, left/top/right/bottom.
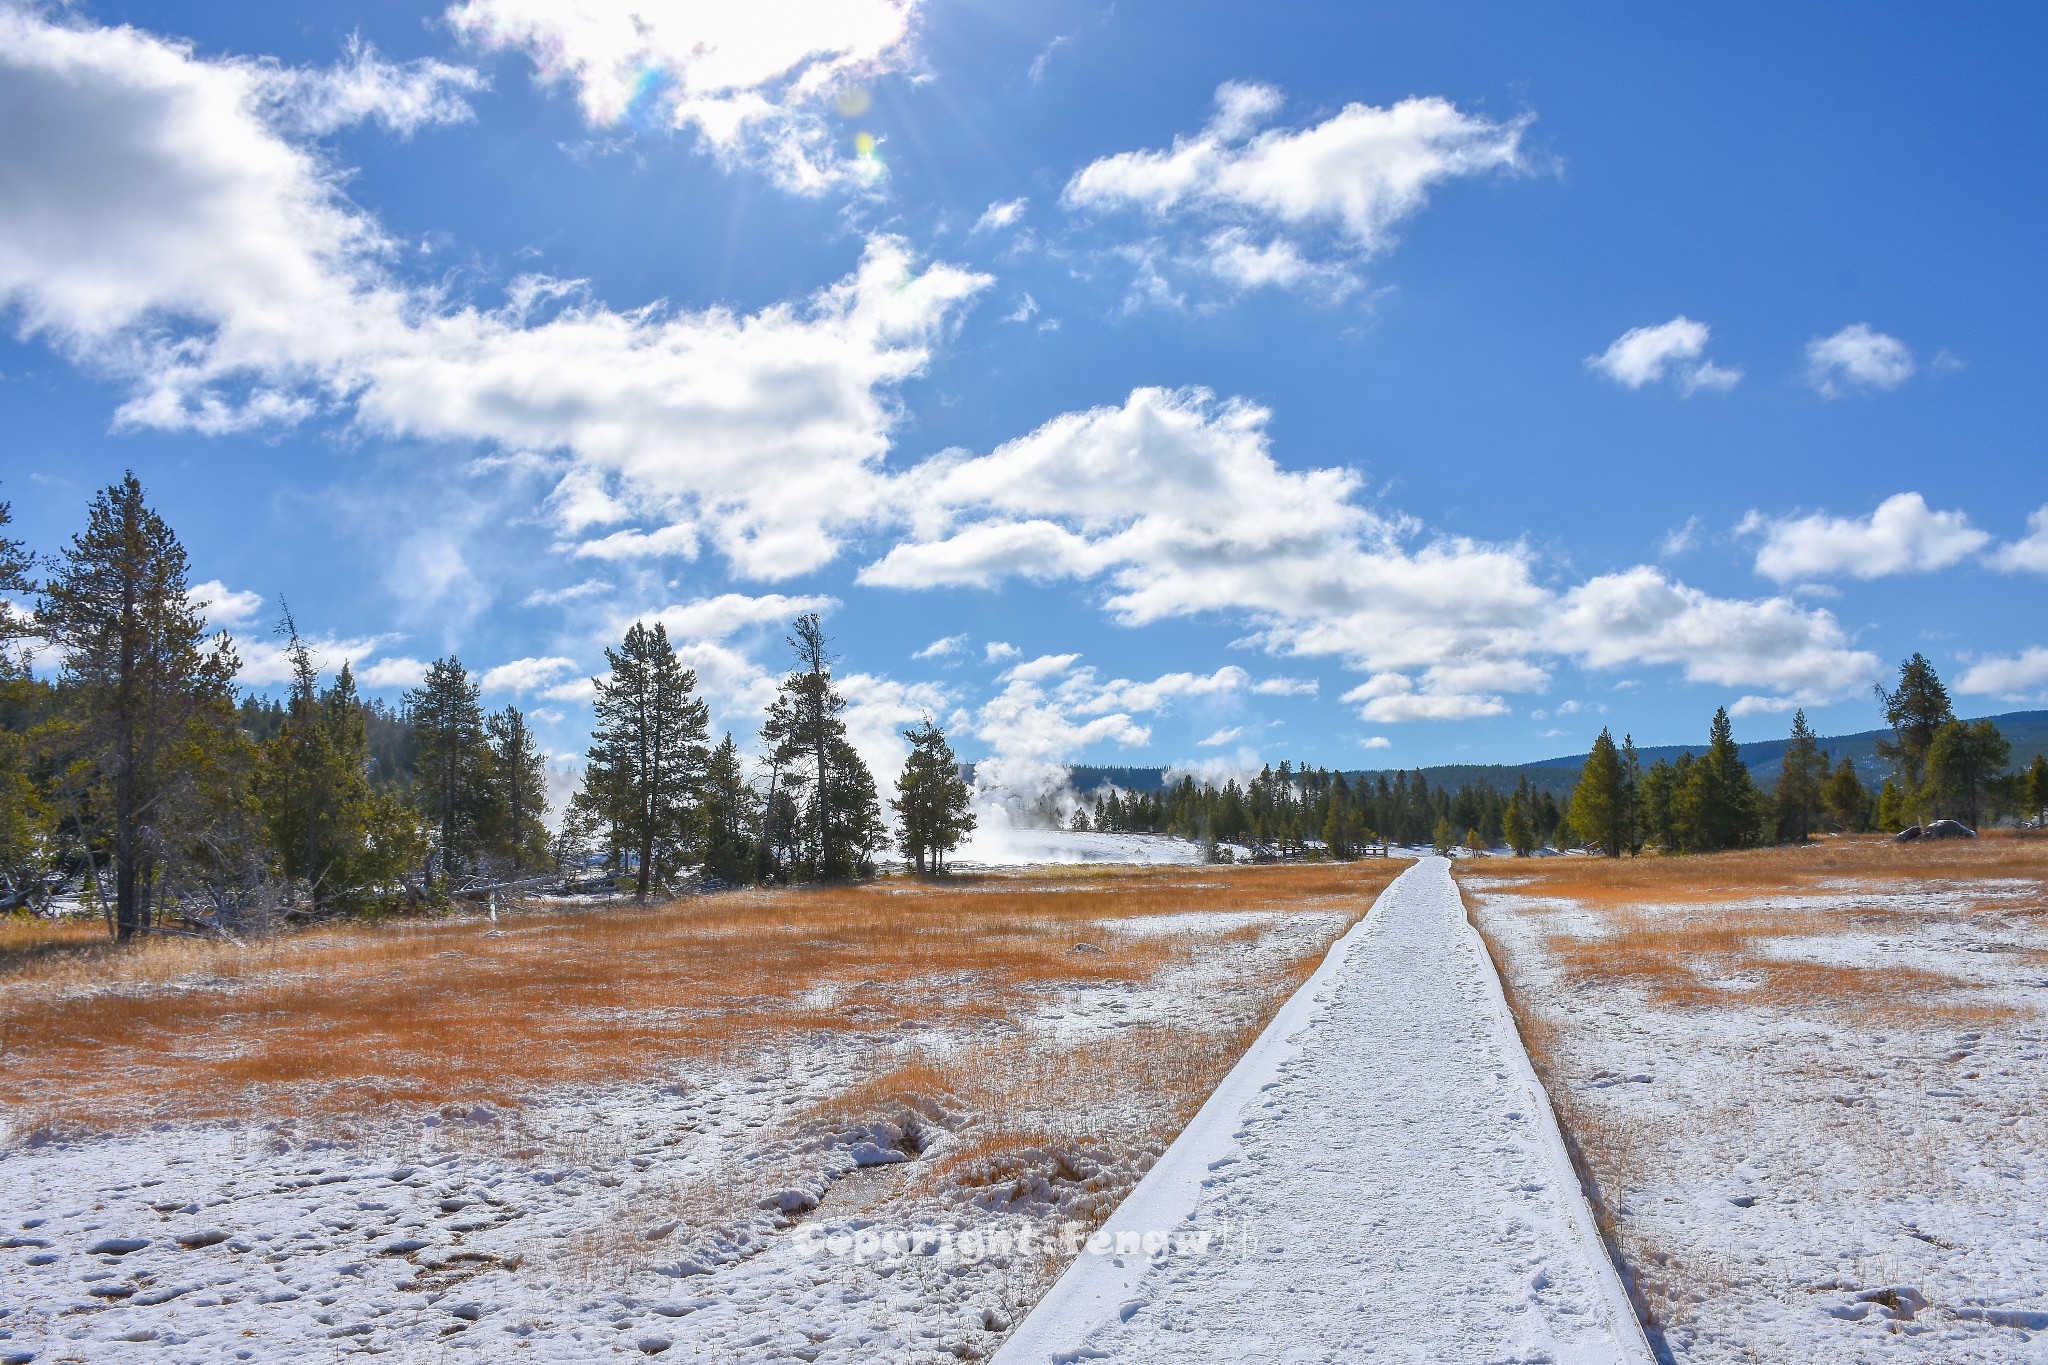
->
[[1, 859, 1404, 1138], [1, 859, 1408, 1362], [1459, 832, 2048, 1361]]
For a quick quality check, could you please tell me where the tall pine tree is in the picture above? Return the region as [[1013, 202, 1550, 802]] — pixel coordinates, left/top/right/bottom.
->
[[769, 613, 882, 880], [892, 716, 976, 874], [1570, 729, 1627, 857], [1875, 653, 1953, 815], [698, 732, 759, 885], [1773, 709, 1829, 843], [255, 611, 381, 913], [0, 496, 47, 908], [1690, 706, 1763, 852], [406, 657, 493, 888], [37, 474, 239, 937], [583, 622, 708, 901], [485, 704, 550, 873]]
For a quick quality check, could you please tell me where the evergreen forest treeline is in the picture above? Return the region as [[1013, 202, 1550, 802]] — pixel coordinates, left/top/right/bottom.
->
[[3, 477, 2045, 939], [0, 477, 977, 936]]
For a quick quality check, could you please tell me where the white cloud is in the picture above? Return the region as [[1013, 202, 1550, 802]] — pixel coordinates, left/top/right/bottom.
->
[[1681, 359, 1742, 395], [1742, 493, 1989, 581], [1201, 228, 1361, 297], [1003, 293, 1039, 324], [1063, 81, 1526, 294], [1252, 676, 1318, 696], [479, 654, 579, 694], [1991, 505, 2048, 575], [1805, 323, 1914, 397], [1549, 567, 1877, 696], [862, 384, 1877, 714], [235, 631, 398, 687], [837, 671, 952, 802], [375, 241, 990, 581], [1072, 665, 1249, 714], [355, 655, 429, 689], [972, 655, 1149, 806], [1956, 647, 2048, 700], [545, 467, 630, 534], [913, 633, 968, 660], [1587, 316, 1740, 394], [1197, 726, 1243, 747], [541, 675, 599, 704], [1341, 673, 1507, 723], [0, 13, 989, 581], [522, 578, 611, 606], [974, 197, 1026, 233], [1361, 735, 1391, 750], [863, 518, 1104, 588], [1659, 516, 1703, 559], [188, 580, 266, 629], [446, 0, 924, 193], [1026, 35, 1068, 84], [566, 524, 701, 563], [644, 592, 835, 641], [258, 36, 483, 137], [1004, 652, 1080, 683], [1728, 694, 1805, 717], [984, 641, 1021, 664]]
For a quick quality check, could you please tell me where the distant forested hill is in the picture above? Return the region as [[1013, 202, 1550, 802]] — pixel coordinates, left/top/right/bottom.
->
[[1039, 712, 2048, 797]]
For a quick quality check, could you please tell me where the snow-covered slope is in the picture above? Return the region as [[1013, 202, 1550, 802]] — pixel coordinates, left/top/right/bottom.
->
[[998, 856, 1653, 1364]]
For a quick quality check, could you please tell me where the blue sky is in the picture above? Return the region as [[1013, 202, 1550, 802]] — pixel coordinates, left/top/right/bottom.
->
[[2, 0, 2045, 796]]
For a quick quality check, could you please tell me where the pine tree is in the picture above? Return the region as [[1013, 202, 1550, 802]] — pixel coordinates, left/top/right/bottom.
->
[[1924, 718, 2010, 828], [1690, 707, 1763, 852], [769, 614, 881, 881], [1322, 797, 1358, 860], [1875, 653, 1953, 815], [37, 474, 239, 937], [1639, 759, 1676, 851], [255, 612, 379, 913], [2028, 754, 2048, 827], [1772, 709, 1828, 843], [1875, 778, 1909, 833], [0, 494, 32, 650], [892, 716, 976, 874], [1620, 734, 1643, 856], [1504, 792, 1536, 856], [1822, 757, 1871, 833], [698, 732, 759, 885], [1430, 812, 1454, 855], [0, 497, 49, 909], [584, 622, 709, 901], [406, 657, 494, 889], [485, 705, 550, 872], [1570, 729, 1626, 857]]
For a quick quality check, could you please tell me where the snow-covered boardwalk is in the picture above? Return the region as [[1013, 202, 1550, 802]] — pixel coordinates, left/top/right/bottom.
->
[[999, 856, 1654, 1365]]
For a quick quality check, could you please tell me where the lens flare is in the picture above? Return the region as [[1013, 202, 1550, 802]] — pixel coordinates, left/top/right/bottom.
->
[[835, 84, 872, 118], [854, 131, 877, 158]]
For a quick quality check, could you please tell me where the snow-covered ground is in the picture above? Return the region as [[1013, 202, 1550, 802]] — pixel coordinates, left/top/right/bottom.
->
[[1465, 870, 2048, 1361], [951, 823, 1208, 868], [0, 887, 1361, 1362], [1000, 857, 1653, 1364]]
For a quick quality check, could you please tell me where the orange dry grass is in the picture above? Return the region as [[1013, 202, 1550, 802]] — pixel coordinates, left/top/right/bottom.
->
[[1, 860, 1404, 1131], [1476, 828, 2048, 905], [1464, 833, 2047, 1023], [0, 913, 110, 970]]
